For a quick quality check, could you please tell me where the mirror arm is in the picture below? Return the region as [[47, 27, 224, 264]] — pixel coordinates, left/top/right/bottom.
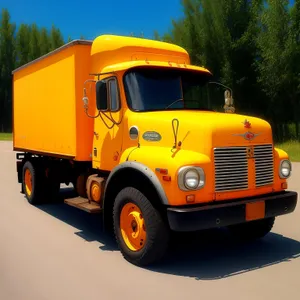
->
[[208, 81, 233, 98]]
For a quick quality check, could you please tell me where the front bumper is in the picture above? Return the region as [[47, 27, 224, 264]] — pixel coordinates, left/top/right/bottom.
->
[[167, 191, 298, 232]]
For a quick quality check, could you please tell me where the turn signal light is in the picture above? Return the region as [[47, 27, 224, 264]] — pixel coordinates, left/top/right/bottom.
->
[[186, 195, 195, 203], [163, 176, 171, 182], [281, 182, 288, 190]]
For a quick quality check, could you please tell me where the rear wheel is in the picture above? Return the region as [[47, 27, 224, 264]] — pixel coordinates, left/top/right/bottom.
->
[[113, 187, 170, 266], [228, 217, 275, 242], [22, 160, 61, 205], [22, 161, 45, 205]]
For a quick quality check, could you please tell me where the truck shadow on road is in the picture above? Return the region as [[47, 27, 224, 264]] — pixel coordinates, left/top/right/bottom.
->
[[39, 187, 118, 251], [38, 187, 300, 281], [149, 229, 300, 280]]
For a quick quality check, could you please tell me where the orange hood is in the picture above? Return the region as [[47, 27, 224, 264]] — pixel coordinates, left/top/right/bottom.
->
[[127, 110, 273, 156]]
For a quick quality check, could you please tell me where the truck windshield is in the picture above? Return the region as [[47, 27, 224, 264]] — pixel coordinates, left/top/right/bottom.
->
[[123, 67, 222, 112]]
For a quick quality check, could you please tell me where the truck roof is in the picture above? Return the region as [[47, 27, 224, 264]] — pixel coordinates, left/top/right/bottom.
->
[[90, 35, 192, 74], [91, 35, 189, 57]]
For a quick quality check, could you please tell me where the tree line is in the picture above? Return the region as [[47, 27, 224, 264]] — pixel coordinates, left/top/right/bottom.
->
[[0, 8, 69, 132], [155, 0, 300, 142], [1, 2, 300, 142]]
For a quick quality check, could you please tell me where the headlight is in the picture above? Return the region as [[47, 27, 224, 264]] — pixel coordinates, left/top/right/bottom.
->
[[185, 170, 200, 189], [279, 160, 292, 178], [178, 166, 205, 191]]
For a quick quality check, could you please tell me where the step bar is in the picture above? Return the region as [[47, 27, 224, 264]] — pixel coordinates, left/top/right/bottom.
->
[[64, 197, 102, 213]]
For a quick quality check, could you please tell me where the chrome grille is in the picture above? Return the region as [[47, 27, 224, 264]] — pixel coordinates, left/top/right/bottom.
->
[[214, 147, 249, 192], [214, 144, 274, 192], [254, 144, 274, 187]]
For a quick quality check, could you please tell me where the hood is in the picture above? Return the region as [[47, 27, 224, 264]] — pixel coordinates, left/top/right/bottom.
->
[[127, 110, 273, 157]]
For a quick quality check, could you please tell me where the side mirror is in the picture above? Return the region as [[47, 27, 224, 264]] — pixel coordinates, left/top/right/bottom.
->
[[96, 80, 108, 111], [224, 89, 233, 106], [224, 89, 235, 113]]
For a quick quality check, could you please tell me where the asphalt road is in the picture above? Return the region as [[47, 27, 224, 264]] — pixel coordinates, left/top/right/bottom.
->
[[1, 141, 300, 300]]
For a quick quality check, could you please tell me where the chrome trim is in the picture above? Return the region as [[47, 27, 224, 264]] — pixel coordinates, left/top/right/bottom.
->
[[254, 144, 274, 187], [214, 144, 274, 192], [178, 166, 205, 191], [279, 159, 292, 179], [214, 147, 248, 192]]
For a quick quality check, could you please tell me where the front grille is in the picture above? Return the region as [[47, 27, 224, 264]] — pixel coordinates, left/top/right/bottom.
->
[[214, 147, 249, 192], [254, 144, 274, 187], [214, 144, 274, 192]]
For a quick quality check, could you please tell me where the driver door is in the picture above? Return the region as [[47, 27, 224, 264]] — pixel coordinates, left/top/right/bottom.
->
[[92, 76, 123, 171]]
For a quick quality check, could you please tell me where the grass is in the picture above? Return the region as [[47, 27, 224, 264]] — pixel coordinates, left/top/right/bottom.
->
[[0, 133, 12, 141], [276, 140, 300, 162]]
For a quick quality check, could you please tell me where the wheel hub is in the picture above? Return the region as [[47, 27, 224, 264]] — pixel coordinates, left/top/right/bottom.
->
[[24, 169, 32, 196], [120, 203, 146, 251], [131, 220, 137, 232], [91, 182, 101, 202]]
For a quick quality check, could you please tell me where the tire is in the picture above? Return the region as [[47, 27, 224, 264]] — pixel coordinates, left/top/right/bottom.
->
[[22, 160, 46, 205], [113, 187, 170, 266], [22, 160, 60, 205], [228, 217, 275, 242]]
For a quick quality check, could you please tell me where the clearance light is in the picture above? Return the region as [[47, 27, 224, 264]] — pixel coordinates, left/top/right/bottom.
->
[[163, 176, 171, 182]]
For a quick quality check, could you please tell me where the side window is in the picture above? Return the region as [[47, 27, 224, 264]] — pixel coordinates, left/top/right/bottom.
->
[[108, 78, 120, 112]]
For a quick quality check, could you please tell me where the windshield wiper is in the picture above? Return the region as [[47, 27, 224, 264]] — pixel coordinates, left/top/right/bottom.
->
[[165, 98, 184, 109], [165, 99, 214, 111]]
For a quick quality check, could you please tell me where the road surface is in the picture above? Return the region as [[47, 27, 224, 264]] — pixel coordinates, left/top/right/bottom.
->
[[0, 141, 299, 300]]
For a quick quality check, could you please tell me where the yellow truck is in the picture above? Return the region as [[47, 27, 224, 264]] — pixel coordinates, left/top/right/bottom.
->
[[12, 35, 298, 266]]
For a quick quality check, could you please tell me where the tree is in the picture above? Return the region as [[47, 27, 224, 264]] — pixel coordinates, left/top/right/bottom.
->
[[0, 9, 72, 133], [288, 0, 300, 138], [0, 8, 16, 132], [256, 0, 293, 140], [50, 25, 64, 50], [16, 24, 31, 67], [29, 23, 41, 61], [39, 27, 51, 55]]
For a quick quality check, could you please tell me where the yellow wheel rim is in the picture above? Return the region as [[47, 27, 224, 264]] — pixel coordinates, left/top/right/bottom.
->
[[120, 203, 146, 251], [24, 169, 32, 196], [91, 182, 101, 202]]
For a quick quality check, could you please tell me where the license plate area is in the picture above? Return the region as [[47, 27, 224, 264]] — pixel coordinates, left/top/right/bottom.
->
[[246, 201, 265, 221]]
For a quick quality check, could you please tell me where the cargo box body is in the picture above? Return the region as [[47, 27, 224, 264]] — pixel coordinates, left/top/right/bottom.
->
[[13, 40, 94, 161]]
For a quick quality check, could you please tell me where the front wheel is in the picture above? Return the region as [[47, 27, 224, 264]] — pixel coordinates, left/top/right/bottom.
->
[[227, 217, 275, 242], [113, 187, 170, 266]]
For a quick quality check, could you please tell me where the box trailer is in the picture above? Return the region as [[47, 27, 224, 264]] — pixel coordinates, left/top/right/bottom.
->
[[13, 40, 94, 161]]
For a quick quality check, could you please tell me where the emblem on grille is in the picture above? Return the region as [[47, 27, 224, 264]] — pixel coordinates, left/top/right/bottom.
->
[[233, 131, 260, 141], [246, 146, 255, 158], [243, 119, 251, 129]]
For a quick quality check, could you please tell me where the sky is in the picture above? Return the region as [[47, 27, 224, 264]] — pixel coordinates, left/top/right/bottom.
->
[[1, 0, 184, 41]]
